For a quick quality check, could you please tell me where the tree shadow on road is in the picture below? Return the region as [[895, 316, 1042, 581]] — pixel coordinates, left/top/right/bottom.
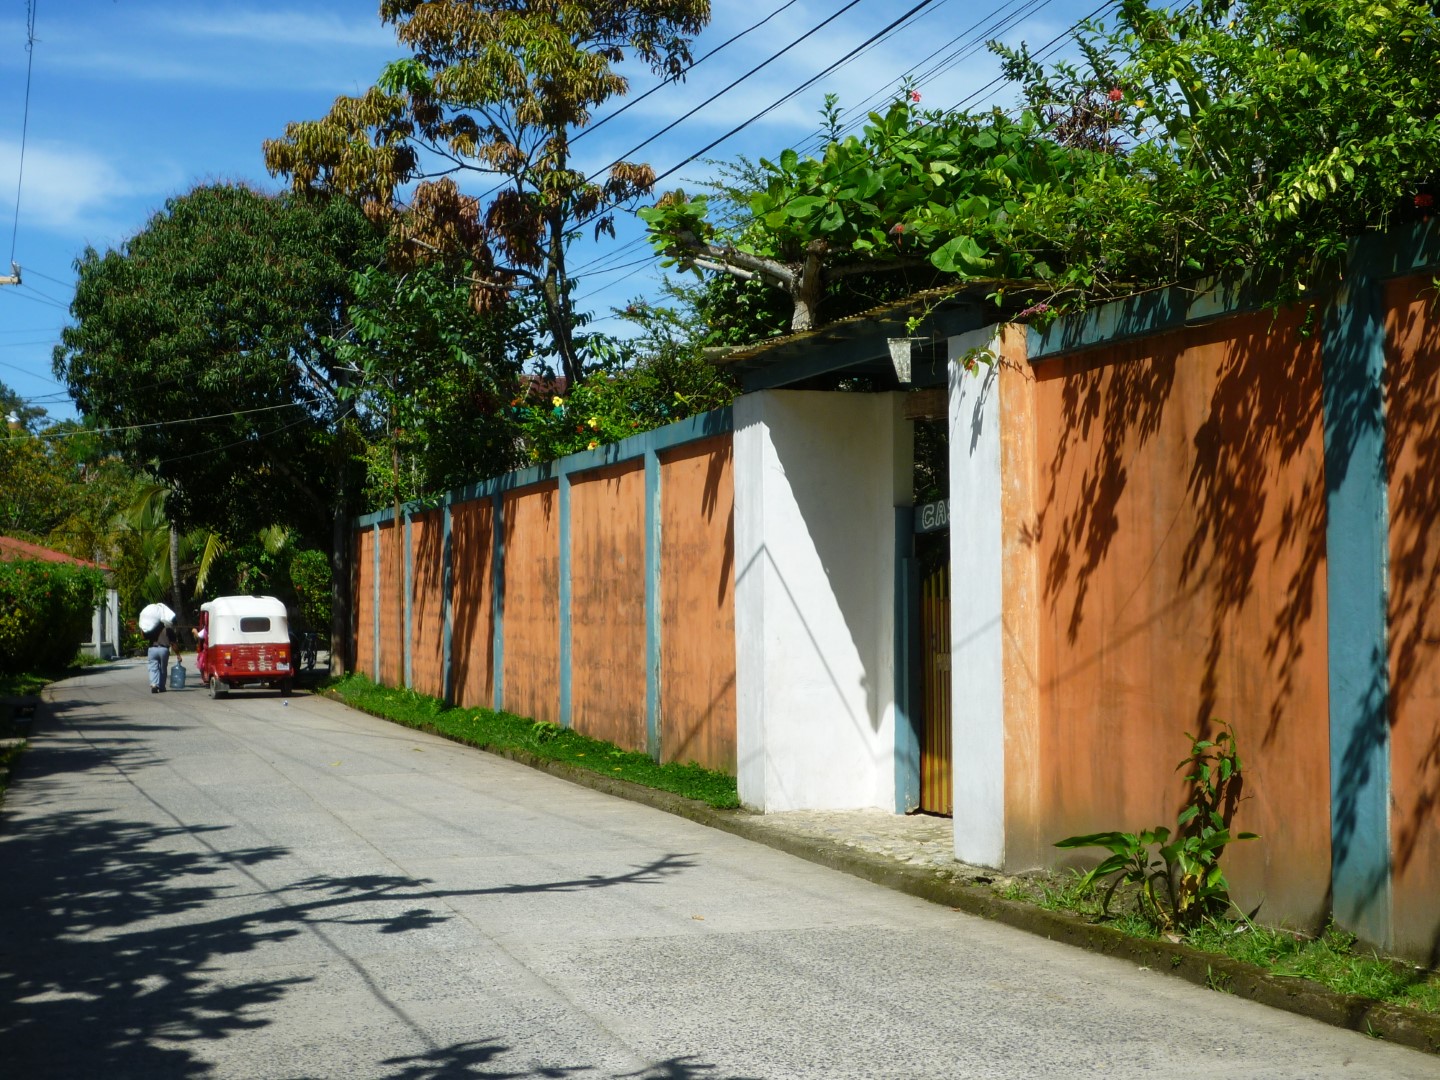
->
[[0, 800, 710, 1078], [380, 1042, 761, 1080]]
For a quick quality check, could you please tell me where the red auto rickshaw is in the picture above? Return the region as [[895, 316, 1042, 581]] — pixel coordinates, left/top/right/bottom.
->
[[198, 594, 294, 697]]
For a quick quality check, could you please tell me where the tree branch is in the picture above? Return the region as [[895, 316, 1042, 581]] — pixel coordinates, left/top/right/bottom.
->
[[670, 230, 795, 289]]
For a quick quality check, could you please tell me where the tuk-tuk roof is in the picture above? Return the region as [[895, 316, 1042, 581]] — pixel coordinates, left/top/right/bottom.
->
[[202, 594, 288, 621]]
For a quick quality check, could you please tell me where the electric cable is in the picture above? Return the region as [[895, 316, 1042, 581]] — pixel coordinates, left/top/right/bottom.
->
[[565, 0, 942, 279], [1, 287, 66, 311], [566, 0, 1120, 311], [580, 0, 874, 186], [18, 265, 75, 291], [7, 0, 38, 266], [11, 395, 336, 443], [572, 0, 808, 146]]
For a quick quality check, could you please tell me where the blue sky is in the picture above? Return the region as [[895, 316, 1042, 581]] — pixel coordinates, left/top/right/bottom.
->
[[0, 0, 1100, 422]]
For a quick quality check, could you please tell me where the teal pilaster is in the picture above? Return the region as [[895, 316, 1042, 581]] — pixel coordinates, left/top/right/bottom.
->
[[558, 473, 573, 728], [492, 493, 505, 711], [403, 506, 414, 690], [440, 496, 455, 706], [1322, 262, 1393, 948], [894, 507, 920, 813], [645, 450, 662, 760]]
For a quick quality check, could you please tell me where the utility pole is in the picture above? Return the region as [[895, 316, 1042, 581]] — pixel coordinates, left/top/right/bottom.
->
[[0, 263, 19, 286]]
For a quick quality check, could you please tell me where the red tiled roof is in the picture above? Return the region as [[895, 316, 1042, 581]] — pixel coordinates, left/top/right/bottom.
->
[[0, 535, 110, 571]]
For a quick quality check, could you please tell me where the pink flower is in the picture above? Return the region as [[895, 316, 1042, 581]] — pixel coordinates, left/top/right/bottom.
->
[[1107, 87, 1123, 103], [909, 90, 921, 102]]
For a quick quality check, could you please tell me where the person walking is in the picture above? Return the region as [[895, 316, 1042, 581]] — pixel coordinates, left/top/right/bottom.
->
[[138, 602, 178, 694], [144, 621, 176, 693]]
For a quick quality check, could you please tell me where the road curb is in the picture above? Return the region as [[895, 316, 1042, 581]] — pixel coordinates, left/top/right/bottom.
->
[[328, 691, 1440, 1057]]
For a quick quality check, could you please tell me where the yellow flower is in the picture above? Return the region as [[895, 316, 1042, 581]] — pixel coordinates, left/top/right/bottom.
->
[[587, 440, 599, 450], [552, 395, 563, 407], [588, 417, 600, 429]]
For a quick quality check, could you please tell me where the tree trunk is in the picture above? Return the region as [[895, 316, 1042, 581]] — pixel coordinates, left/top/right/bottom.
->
[[543, 212, 582, 388], [168, 524, 186, 630], [790, 241, 828, 333]]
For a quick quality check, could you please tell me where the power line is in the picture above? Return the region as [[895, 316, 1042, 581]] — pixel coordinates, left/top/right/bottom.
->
[[568, 0, 1118, 310], [567, 0, 943, 279], [581, 0, 874, 187], [11, 397, 332, 443], [573, 0, 808, 146], [18, 265, 74, 291], [812, 0, 1057, 150], [9, 0, 38, 266], [461, 0, 879, 211], [16, 281, 68, 307], [0, 356, 61, 379], [0, 287, 66, 311]]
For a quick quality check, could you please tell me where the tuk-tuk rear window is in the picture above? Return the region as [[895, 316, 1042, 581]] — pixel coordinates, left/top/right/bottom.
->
[[239, 617, 271, 633]]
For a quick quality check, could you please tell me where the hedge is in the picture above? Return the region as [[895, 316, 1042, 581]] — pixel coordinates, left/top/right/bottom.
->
[[0, 559, 105, 674]]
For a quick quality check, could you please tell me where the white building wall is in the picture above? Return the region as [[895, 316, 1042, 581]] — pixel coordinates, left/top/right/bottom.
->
[[949, 327, 1007, 866], [83, 586, 120, 660], [734, 390, 912, 811]]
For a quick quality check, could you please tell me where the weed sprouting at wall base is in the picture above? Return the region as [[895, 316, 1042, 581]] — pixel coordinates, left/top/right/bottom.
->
[[1055, 722, 1257, 932]]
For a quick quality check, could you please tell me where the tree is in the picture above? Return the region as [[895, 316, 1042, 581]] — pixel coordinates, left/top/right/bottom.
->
[[0, 414, 68, 542], [988, 0, 1440, 304], [334, 260, 529, 508], [641, 95, 1111, 331], [649, 0, 1440, 331], [54, 184, 392, 673], [54, 184, 383, 549], [512, 290, 737, 461], [263, 0, 711, 387]]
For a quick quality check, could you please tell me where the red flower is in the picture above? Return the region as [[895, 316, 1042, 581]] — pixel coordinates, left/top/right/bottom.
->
[[1108, 87, 1124, 103], [1415, 193, 1434, 209]]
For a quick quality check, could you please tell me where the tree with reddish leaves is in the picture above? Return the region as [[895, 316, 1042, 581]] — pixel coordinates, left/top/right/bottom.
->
[[264, 0, 711, 388]]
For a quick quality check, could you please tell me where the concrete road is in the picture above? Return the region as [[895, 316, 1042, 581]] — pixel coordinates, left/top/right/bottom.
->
[[1, 661, 1434, 1080]]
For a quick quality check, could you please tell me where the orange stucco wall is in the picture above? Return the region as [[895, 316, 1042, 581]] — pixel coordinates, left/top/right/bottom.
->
[[500, 484, 560, 725], [997, 327, 1045, 867], [570, 463, 648, 753], [660, 437, 737, 772], [450, 498, 495, 710], [408, 510, 445, 699], [353, 526, 375, 679], [1022, 309, 1332, 925], [1384, 273, 1440, 959], [376, 519, 404, 688]]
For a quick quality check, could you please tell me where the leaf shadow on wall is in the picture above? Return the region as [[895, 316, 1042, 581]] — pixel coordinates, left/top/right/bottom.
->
[[1035, 309, 1328, 784], [1382, 291, 1440, 966]]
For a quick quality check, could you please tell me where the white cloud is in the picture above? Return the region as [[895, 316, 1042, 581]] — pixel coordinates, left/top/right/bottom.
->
[[26, 3, 394, 93], [1, 138, 182, 243], [170, 10, 394, 49]]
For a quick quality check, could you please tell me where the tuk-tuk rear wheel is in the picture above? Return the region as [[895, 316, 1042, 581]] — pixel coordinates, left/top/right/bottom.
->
[[280, 679, 293, 697], [208, 675, 226, 699]]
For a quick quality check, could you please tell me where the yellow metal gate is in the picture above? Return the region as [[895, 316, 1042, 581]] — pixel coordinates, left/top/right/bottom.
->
[[920, 564, 952, 815]]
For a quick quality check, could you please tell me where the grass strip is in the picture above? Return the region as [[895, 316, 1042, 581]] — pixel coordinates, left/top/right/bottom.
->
[[996, 872, 1440, 1014], [327, 673, 740, 810]]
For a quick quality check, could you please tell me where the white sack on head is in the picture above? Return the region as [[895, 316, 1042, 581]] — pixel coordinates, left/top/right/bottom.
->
[[137, 603, 177, 633]]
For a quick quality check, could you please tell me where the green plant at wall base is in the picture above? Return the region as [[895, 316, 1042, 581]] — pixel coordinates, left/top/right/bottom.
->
[[327, 674, 740, 809], [1056, 722, 1256, 931]]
